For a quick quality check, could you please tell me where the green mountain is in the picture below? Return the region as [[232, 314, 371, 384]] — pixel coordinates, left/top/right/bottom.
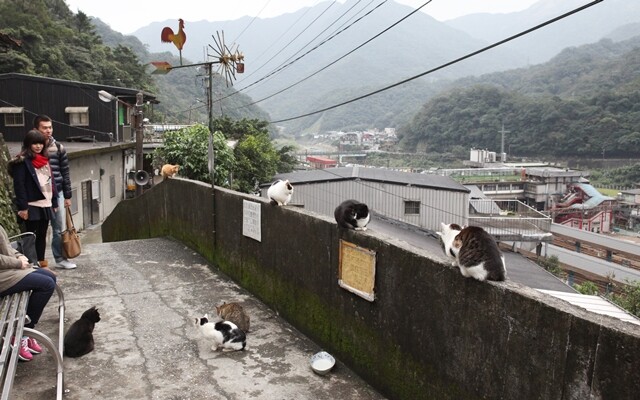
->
[[399, 36, 640, 159], [0, 0, 268, 126]]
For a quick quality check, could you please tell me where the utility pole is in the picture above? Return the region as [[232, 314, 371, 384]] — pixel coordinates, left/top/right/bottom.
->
[[499, 123, 510, 162], [135, 92, 144, 197]]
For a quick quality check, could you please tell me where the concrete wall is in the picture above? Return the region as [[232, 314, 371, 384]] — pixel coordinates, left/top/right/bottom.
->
[[103, 178, 640, 400], [261, 179, 468, 231], [67, 143, 132, 230]]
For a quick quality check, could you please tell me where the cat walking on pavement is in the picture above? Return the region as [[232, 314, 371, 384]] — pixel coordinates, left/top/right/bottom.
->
[[195, 314, 246, 351]]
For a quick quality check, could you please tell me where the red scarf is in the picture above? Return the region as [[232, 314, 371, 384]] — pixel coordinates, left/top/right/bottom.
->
[[31, 153, 49, 169]]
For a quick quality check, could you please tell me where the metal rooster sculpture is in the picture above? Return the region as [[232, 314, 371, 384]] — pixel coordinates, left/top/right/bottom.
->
[[161, 19, 187, 65]]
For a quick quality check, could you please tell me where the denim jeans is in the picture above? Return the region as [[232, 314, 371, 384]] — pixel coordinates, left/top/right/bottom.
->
[[0, 268, 57, 329], [51, 191, 66, 262]]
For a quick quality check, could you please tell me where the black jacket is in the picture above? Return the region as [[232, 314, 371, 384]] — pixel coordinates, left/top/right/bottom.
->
[[44, 138, 72, 199], [11, 156, 58, 212]]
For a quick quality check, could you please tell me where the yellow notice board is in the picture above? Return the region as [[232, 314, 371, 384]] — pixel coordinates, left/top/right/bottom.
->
[[338, 240, 376, 301]]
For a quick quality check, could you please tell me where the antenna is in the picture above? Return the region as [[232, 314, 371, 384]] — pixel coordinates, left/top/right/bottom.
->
[[499, 122, 510, 162]]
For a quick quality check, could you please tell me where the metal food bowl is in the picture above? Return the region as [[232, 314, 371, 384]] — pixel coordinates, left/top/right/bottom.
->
[[310, 351, 335, 375]]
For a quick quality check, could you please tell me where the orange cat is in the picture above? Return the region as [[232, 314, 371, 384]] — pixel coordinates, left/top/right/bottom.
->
[[161, 164, 179, 179]]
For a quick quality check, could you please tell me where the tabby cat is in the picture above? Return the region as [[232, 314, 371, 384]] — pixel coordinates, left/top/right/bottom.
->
[[215, 302, 250, 333], [436, 222, 506, 282]]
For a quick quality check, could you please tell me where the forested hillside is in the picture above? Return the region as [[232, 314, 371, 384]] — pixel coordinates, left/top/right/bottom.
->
[[0, 0, 268, 125], [399, 37, 640, 158], [0, 0, 154, 91]]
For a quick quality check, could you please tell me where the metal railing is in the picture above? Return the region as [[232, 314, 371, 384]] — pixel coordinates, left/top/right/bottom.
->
[[468, 199, 552, 242]]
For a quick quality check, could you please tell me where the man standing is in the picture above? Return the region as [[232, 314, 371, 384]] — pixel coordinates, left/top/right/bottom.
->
[[34, 115, 77, 270]]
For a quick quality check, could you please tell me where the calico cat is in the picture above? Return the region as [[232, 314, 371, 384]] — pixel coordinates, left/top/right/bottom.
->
[[436, 222, 506, 282], [195, 314, 246, 351], [215, 302, 250, 333], [161, 164, 179, 178], [64, 306, 101, 358], [267, 179, 293, 206], [334, 200, 370, 231]]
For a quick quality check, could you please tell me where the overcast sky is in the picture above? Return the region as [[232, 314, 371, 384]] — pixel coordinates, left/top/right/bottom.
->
[[64, 0, 540, 34]]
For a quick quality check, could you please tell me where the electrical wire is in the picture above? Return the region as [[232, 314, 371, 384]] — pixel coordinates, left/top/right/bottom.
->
[[234, 0, 431, 109], [239, 0, 376, 95], [225, 0, 383, 101], [268, 0, 604, 124], [227, 0, 341, 96]]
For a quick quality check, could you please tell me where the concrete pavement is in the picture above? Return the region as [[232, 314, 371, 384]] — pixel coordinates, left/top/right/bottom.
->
[[10, 225, 385, 400]]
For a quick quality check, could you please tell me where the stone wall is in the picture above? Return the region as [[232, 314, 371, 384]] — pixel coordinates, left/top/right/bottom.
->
[[0, 134, 20, 235], [103, 178, 640, 400]]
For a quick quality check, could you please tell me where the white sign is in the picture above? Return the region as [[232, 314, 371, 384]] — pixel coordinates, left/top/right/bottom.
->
[[242, 200, 261, 242]]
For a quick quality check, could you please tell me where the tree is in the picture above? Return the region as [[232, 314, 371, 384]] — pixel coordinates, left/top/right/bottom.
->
[[152, 124, 235, 186], [609, 280, 640, 318]]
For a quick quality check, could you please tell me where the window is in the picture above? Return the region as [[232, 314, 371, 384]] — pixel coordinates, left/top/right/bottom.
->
[[109, 175, 116, 198], [65, 106, 89, 126], [404, 201, 420, 215], [0, 107, 25, 126]]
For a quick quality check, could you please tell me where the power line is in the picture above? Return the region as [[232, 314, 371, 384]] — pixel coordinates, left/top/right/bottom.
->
[[234, 0, 431, 110], [269, 0, 604, 124], [223, 0, 384, 102], [239, 0, 377, 95]]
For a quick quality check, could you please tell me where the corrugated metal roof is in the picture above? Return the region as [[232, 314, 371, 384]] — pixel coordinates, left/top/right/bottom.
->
[[266, 167, 469, 193], [537, 289, 640, 325], [568, 182, 616, 209]]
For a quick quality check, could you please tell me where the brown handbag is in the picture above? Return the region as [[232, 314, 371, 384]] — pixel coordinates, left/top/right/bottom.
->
[[61, 206, 81, 259]]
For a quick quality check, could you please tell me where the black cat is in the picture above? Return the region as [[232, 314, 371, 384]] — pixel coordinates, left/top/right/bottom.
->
[[64, 306, 101, 358], [334, 200, 371, 230]]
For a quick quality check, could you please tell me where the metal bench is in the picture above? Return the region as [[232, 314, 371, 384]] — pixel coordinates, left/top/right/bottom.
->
[[0, 232, 65, 399]]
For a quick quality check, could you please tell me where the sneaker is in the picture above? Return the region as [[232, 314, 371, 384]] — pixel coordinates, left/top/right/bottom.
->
[[18, 337, 33, 361], [27, 337, 42, 354], [56, 259, 77, 269]]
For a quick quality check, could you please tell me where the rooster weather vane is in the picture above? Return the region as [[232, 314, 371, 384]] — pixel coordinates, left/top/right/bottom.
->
[[161, 18, 187, 65]]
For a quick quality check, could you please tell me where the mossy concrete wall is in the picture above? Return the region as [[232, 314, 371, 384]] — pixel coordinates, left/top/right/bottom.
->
[[103, 178, 640, 400]]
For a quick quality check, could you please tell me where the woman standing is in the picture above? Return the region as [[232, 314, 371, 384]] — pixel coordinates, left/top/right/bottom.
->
[[10, 129, 59, 268]]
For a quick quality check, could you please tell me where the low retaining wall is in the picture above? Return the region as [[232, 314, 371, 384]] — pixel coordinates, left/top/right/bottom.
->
[[103, 178, 640, 400]]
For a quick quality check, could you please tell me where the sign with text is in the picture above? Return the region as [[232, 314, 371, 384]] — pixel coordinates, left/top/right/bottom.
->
[[242, 200, 261, 242], [338, 240, 376, 301]]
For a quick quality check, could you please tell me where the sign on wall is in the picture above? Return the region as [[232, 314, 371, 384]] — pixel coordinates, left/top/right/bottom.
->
[[242, 200, 261, 242], [338, 240, 376, 301]]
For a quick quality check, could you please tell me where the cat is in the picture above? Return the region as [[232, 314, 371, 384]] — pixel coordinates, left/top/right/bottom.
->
[[64, 306, 101, 358], [215, 302, 250, 333], [161, 164, 179, 178], [195, 314, 246, 351], [267, 179, 293, 206], [436, 222, 506, 282], [334, 200, 371, 231]]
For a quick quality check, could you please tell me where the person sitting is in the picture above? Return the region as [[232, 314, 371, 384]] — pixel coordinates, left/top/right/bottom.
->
[[0, 223, 57, 361]]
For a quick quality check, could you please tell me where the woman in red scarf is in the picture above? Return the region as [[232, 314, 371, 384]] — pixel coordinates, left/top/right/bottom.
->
[[10, 129, 59, 267]]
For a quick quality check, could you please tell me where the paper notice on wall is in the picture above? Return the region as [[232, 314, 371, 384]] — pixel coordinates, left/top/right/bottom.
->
[[242, 200, 261, 242], [338, 240, 376, 301]]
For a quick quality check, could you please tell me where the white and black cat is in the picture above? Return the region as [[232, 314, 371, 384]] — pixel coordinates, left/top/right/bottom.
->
[[334, 200, 370, 230], [195, 314, 246, 351], [64, 306, 101, 358], [436, 222, 506, 282], [267, 179, 293, 206]]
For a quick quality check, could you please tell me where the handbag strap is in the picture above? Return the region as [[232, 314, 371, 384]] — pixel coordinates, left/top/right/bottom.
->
[[65, 205, 75, 230]]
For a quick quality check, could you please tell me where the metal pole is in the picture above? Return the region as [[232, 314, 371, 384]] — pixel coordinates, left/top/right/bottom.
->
[[207, 62, 216, 245], [135, 92, 144, 197]]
